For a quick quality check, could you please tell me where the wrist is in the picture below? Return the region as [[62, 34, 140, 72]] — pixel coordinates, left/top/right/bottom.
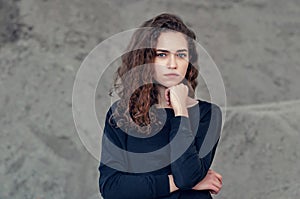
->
[[174, 108, 188, 117]]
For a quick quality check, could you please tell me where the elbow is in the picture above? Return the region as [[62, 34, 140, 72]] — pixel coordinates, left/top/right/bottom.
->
[[101, 190, 141, 199], [100, 183, 125, 199], [99, 177, 120, 199], [100, 179, 138, 199], [100, 186, 124, 199], [101, 192, 122, 199]]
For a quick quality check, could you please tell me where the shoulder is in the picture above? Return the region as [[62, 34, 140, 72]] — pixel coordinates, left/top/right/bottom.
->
[[106, 99, 121, 114], [103, 99, 127, 144], [104, 99, 122, 123], [196, 100, 223, 141]]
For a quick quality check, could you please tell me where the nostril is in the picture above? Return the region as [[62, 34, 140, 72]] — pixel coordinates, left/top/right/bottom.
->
[[168, 64, 177, 69]]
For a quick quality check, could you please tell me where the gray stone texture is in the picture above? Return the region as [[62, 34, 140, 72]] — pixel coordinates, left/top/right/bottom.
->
[[1, 0, 300, 198]]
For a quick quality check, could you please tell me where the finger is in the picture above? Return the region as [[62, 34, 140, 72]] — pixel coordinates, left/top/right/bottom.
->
[[210, 170, 222, 183], [210, 190, 219, 195], [212, 184, 221, 194], [209, 190, 217, 195], [214, 173, 223, 184], [208, 184, 219, 194], [213, 171, 222, 180], [212, 179, 222, 190], [165, 88, 170, 104]]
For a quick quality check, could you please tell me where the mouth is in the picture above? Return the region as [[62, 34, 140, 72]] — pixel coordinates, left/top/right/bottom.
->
[[164, 73, 179, 77]]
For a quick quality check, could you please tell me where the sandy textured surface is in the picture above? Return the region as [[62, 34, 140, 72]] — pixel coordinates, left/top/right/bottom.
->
[[1, 0, 300, 198]]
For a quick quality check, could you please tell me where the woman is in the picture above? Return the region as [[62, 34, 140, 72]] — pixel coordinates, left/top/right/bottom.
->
[[99, 13, 223, 199]]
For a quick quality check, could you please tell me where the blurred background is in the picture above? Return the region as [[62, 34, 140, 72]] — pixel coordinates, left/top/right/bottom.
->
[[1, 0, 300, 198]]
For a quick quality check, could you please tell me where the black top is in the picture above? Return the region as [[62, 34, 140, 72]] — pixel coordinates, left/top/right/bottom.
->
[[99, 99, 222, 199]]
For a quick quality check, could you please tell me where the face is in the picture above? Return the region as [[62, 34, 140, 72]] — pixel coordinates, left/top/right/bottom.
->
[[153, 31, 189, 88]]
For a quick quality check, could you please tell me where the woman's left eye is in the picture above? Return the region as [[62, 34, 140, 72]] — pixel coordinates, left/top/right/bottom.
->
[[156, 53, 166, 57]]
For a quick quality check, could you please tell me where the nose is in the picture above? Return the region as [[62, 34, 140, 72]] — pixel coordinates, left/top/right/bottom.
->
[[167, 54, 177, 69]]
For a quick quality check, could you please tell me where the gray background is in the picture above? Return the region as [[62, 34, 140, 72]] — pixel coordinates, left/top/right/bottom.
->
[[1, 0, 300, 198]]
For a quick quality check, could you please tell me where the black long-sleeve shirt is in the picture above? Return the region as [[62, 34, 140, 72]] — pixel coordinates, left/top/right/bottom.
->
[[99, 99, 222, 199]]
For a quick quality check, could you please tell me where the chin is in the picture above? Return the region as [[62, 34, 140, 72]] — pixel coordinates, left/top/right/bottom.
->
[[153, 78, 183, 88], [161, 82, 180, 88]]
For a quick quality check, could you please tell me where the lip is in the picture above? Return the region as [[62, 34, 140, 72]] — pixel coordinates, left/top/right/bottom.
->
[[164, 73, 179, 76]]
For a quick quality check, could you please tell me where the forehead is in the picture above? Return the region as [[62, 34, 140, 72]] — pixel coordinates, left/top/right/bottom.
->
[[156, 31, 188, 51]]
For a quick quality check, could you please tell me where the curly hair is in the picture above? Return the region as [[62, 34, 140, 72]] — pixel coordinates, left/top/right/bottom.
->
[[109, 13, 199, 134]]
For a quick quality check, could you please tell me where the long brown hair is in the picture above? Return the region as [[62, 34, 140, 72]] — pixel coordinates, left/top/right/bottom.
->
[[109, 13, 199, 134]]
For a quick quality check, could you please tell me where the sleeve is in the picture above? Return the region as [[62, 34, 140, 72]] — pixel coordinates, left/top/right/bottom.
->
[[98, 108, 170, 199], [169, 104, 222, 190], [196, 104, 222, 171]]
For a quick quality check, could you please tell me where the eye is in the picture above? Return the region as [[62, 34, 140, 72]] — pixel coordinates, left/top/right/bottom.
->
[[156, 53, 167, 57], [177, 53, 187, 58]]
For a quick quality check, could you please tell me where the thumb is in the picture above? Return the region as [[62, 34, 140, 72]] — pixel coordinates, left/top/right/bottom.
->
[[165, 88, 170, 105]]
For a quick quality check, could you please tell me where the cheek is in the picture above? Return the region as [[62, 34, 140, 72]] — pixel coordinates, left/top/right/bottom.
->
[[153, 66, 161, 79], [153, 59, 165, 67], [180, 64, 189, 76]]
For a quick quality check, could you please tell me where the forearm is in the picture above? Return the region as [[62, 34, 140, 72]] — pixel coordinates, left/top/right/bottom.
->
[[170, 103, 222, 190], [169, 116, 208, 189]]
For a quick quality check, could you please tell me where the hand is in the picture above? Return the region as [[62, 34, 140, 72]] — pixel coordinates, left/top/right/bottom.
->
[[165, 83, 188, 117], [192, 169, 223, 195]]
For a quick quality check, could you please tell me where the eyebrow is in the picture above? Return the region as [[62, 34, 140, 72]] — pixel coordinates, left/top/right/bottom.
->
[[156, 49, 188, 53]]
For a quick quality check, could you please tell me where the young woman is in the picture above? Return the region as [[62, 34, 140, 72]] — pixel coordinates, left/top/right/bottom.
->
[[99, 13, 223, 199]]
